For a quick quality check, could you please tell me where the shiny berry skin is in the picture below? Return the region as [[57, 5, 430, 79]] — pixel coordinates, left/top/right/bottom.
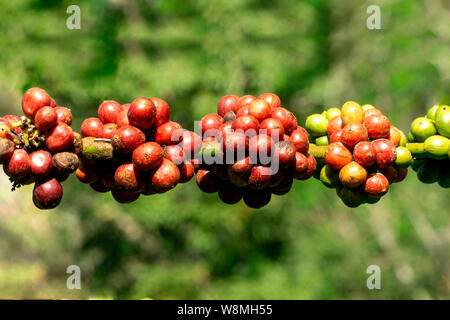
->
[[364, 108, 383, 118], [292, 152, 309, 179], [196, 169, 218, 193], [235, 95, 256, 113], [217, 95, 239, 117], [179, 161, 195, 183], [249, 99, 272, 122], [230, 156, 253, 174], [341, 101, 364, 125], [388, 126, 402, 147], [3, 149, 31, 179], [249, 134, 273, 161], [220, 122, 233, 138], [243, 188, 271, 209], [111, 189, 140, 203], [98, 100, 122, 124], [181, 131, 202, 159], [260, 118, 284, 140], [393, 168, 408, 183], [164, 145, 185, 165], [151, 97, 171, 127], [339, 161, 368, 188], [46, 123, 74, 152], [232, 115, 259, 136], [149, 158, 181, 192], [114, 162, 144, 193], [201, 113, 224, 137], [97, 123, 118, 139], [222, 131, 248, 155], [112, 125, 146, 154], [363, 114, 391, 139], [330, 130, 343, 143], [54, 107, 73, 125], [236, 105, 250, 117], [371, 138, 397, 169], [353, 141, 376, 167], [116, 110, 130, 128], [297, 153, 316, 180], [34, 106, 58, 131], [248, 165, 272, 190], [49, 98, 56, 108], [364, 173, 389, 197], [289, 128, 309, 154], [258, 93, 281, 109], [274, 141, 296, 169], [340, 123, 368, 148], [271, 107, 296, 134], [155, 121, 183, 145], [22, 87, 51, 118], [81, 117, 103, 137], [30, 150, 53, 178], [327, 116, 343, 136], [33, 178, 63, 209], [324, 142, 353, 170], [3, 115, 22, 134], [128, 97, 156, 130]]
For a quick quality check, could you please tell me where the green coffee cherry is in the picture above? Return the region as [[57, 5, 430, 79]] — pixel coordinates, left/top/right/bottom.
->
[[305, 114, 329, 137], [435, 105, 450, 138], [423, 135, 449, 160], [426, 105, 439, 121], [395, 146, 412, 169], [326, 108, 341, 120], [315, 135, 329, 146], [410, 117, 437, 142]]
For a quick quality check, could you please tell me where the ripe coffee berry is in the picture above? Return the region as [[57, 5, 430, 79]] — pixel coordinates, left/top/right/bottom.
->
[[22, 87, 51, 118], [248, 165, 272, 190], [81, 117, 103, 137], [232, 115, 259, 136], [30, 150, 53, 178], [201, 113, 224, 136], [114, 162, 144, 193], [371, 139, 396, 169], [325, 142, 352, 170], [340, 123, 368, 148], [54, 107, 73, 125], [235, 95, 256, 113], [363, 114, 390, 139], [196, 169, 219, 193], [34, 106, 57, 131], [155, 121, 183, 145], [128, 97, 156, 130], [260, 118, 285, 140], [290, 128, 309, 154], [33, 178, 63, 210], [217, 95, 239, 117], [98, 100, 122, 124], [179, 161, 195, 183], [353, 141, 376, 167], [45, 123, 74, 152], [97, 123, 118, 139], [132, 142, 164, 171], [112, 125, 146, 154], [249, 99, 272, 122], [275, 141, 296, 169], [3, 149, 31, 179], [327, 116, 343, 136], [339, 161, 368, 188], [364, 173, 389, 197], [258, 93, 281, 110], [182, 131, 202, 158], [111, 188, 140, 203], [164, 145, 185, 165], [149, 159, 181, 192], [150, 98, 171, 127]]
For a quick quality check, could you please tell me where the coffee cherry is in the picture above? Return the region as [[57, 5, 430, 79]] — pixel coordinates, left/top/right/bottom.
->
[[339, 161, 367, 188], [363, 114, 391, 140], [297, 153, 316, 180], [260, 118, 284, 140], [52, 152, 79, 175], [271, 173, 294, 195], [340, 123, 368, 148], [353, 141, 376, 167], [114, 162, 144, 193], [30, 150, 53, 178], [217, 95, 239, 117], [49, 98, 56, 108], [248, 165, 272, 190], [111, 189, 140, 203], [81, 117, 103, 137], [325, 142, 352, 170], [155, 121, 183, 145], [196, 169, 218, 193], [292, 152, 309, 179], [249, 134, 273, 161], [232, 115, 259, 136], [3, 149, 31, 179], [236, 95, 256, 113], [201, 113, 224, 137], [372, 139, 396, 169], [112, 125, 146, 154], [326, 116, 343, 136], [90, 180, 111, 193], [116, 110, 130, 127], [269, 169, 285, 188], [393, 168, 408, 183], [289, 128, 309, 154], [274, 141, 296, 169], [243, 188, 271, 209], [230, 156, 252, 174], [128, 97, 156, 130], [76, 163, 99, 184], [179, 161, 195, 183], [329, 129, 343, 143], [341, 101, 364, 125], [388, 126, 402, 146], [149, 158, 180, 192], [236, 105, 250, 117], [33, 178, 63, 209], [364, 108, 383, 118], [0, 138, 15, 162], [46, 123, 74, 152], [227, 167, 249, 187], [218, 184, 243, 204], [364, 173, 389, 197], [182, 131, 202, 159], [151, 98, 171, 127], [132, 142, 164, 171], [97, 123, 118, 139], [249, 99, 272, 122], [222, 131, 248, 156], [164, 145, 185, 165], [34, 106, 57, 131], [258, 93, 281, 110], [22, 87, 51, 118], [305, 114, 329, 137], [54, 107, 73, 125], [98, 100, 122, 124]]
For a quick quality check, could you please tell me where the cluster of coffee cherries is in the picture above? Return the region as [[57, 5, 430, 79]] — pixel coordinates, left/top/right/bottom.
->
[[407, 104, 449, 187], [305, 102, 412, 207], [194, 93, 314, 209], [77, 98, 201, 203], [0, 87, 79, 209]]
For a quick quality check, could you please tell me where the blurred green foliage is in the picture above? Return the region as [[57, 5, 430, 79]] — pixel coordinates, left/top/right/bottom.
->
[[0, 0, 449, 299]]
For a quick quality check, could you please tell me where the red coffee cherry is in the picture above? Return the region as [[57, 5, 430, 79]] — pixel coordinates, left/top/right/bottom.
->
[[327, 116, 343, 136], [201, 113, 224, 137], [34, 106, 58, 131], [364, 173, 389, 197], [340, 123, 368, 148], [249, 99, 272, 122], [243, 188, 271, 209], [81, 117, 103, 137], [128, 97, 156, 130], [33, 178, 63, 210], [98, 100, 122, 124], [196, 169, 219, 193], [112, 125, 146, 154], [132, 142, 164, 171], [289, 128, 309, 154], [155, 121, 183, 145], [248, 165, 272, 190], [97, 123, 118, 139], [292, 152, 309, 179], [232, 115, 259, 136], [111, 189, 140, 203], [46, 123, 74, 152], [54, 107, 73, 125], [179, 161, 195, 183], [164, 145, 185, 165], [182, 131, 202, 158], [371, 138, 396, 169], [324, 142, 352, 170], [116, 110, 130, 127], [114, 162, 144, 193], [353, 141, 376, 167], [217, 95, 239, 117], [151, 97, 171, 127], [260, 118, 285, 140], [363, 114, 391, 139], [30, 150, 53, 178], [149, 158, 181, 193], [22, 87, 51, 118], [235, 95, 256, 113], [3, 149, 31, 179], [258, 93, 281, 109]]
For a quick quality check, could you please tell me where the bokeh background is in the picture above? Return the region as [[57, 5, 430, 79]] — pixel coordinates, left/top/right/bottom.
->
[[0, 0, 449, 299]]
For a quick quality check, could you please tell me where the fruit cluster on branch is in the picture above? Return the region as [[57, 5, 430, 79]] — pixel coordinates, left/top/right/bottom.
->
[[0, 87, 449, 210]]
